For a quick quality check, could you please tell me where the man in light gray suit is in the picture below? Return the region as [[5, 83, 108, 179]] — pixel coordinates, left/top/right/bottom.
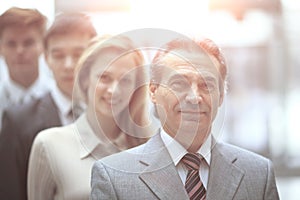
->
[[90, 36, 279, 200]]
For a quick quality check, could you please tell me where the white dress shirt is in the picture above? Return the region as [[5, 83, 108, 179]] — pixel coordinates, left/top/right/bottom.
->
[[160, 129, 212, 190], [0, 76, 50, 105], [0, 57, 8, 84], [50, 84, 73, 126], [0, 76, 51, 129]]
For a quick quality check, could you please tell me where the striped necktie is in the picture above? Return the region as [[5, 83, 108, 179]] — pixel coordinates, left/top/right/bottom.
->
[[182, 153, 206, 200]]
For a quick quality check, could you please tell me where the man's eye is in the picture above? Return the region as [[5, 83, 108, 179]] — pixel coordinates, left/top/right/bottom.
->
[[99, 74, 111, 83], [201, 82, 217, 92], [5, 41, 16, 48], [24, 39, 35, 47], [170, 80, 189, 91], [73, 52, 84, 61], [52, 54, 65, 60]]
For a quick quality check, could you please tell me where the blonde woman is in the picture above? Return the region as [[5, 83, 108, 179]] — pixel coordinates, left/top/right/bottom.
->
[[28, 35, 157, 200]]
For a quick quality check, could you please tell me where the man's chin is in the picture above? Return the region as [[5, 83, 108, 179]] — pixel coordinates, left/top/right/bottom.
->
[[180, 119, 203, 130], [174, 134, 199, 150]]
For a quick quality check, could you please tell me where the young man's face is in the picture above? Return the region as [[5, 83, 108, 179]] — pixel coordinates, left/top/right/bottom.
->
[[45, 33, 92, 98], [150, 51, 224, 151], [0, 25, 43, 74]]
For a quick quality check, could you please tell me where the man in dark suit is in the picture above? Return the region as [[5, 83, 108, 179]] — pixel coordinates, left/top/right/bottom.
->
[[90, 33, 280, 199], [0, 7, 50, 130], [0, 12, 97, 200]]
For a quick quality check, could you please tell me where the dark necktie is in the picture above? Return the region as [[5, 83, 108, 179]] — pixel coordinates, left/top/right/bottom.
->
[[68, 104, 83, 121], [72, 104, 84, 119], [182, 153, 206, 200]]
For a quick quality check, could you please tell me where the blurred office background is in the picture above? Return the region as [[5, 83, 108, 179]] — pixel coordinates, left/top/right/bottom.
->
[[1, 0, 299, 199]]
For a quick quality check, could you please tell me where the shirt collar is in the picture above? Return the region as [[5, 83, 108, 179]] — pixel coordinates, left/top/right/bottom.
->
[[4, 78, 49, 102], [4, 76, 49, 103], [74, 114, 101, 159], [160, 128, 211, 166], [3, 79, 24, 103], [50, 84, 72, 116], [75, 113, 125, 160]]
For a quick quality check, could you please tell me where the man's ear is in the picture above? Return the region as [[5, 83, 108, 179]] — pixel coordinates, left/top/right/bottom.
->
[[44, 51, 52, 69], [218, 90, 224, 107], [44, 51, 48, 60], [149, 83, 158, 104]]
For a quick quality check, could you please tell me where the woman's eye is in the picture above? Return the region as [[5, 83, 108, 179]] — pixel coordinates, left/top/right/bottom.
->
[[120, 78, 132, 85]]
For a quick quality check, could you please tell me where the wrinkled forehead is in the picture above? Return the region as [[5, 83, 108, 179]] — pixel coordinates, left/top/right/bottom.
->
[[162, 49, 218, 67], [159, 50, 220, 78]]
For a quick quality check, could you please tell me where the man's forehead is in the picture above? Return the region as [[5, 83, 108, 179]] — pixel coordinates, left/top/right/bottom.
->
[[164, 65, 218, 79], [159, 51, 219, 73], [160, 50, 216, 67]]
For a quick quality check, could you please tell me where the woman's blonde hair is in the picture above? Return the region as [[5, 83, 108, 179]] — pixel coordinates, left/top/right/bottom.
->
[[75, 35, 154, 146]]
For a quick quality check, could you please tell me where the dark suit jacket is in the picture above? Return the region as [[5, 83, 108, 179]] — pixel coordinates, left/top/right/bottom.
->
[[0, 92, 61, 200]]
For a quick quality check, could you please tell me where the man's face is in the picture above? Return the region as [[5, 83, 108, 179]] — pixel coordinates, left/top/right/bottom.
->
[[150, 51, 224, 150], [45, 33, 91, 98], [0, 25, 43, 74]]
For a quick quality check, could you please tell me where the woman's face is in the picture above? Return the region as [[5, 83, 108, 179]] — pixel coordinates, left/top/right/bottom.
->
[[87, 52, 139, 118]]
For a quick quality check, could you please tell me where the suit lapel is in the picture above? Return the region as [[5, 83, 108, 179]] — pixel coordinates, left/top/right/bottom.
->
[[206, 142, 245, 200], [138, 133, 189, 200], [138, 134, 245, 200]]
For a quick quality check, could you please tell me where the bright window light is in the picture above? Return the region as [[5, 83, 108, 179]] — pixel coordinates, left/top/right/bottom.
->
[[129, 0, 209, 35], [0, 0, 55, 21]]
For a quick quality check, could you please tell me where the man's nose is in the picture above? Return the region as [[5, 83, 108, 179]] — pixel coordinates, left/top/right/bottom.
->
[[63, 56, 75, 69], [185, 84, 203, 104], [16, 44, 25, 54]]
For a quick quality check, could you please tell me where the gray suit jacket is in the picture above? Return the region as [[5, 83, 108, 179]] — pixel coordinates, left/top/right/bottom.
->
[[0, 92, 61, 200], [91, 133, 279, 200]]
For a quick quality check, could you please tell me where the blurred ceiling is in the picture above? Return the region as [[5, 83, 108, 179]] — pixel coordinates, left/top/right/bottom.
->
[[55, 0, 282, 20], [209, 0, 282, 20], [55, 0, 131, 12]]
